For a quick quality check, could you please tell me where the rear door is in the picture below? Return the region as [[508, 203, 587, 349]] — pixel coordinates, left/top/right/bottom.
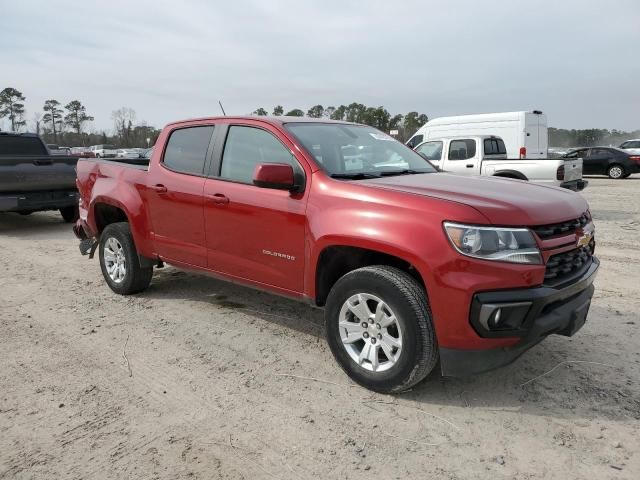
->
[[524, 113, 546, 158], [202, 123, 308, 293], [146, 124, 215, 267], [589, 148, 617, 175]]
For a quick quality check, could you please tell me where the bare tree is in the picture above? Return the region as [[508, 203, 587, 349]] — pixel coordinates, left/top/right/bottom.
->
[[112, 107, 136, 146], [31, 112, 43, 135]]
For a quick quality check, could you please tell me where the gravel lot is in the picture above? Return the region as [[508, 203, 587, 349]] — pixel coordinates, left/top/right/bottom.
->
[[1, 175, 639, 479]]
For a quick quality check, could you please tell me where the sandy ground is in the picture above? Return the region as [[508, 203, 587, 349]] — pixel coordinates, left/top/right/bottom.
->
[[1, 175, 639, 479]]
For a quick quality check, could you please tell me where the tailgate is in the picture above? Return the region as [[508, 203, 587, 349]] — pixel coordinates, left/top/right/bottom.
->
[[0, 155, 78, 193], [563, 158, 582, 182]]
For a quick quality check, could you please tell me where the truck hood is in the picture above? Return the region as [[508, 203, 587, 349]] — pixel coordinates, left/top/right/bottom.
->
[[362, 173, 588, 225]]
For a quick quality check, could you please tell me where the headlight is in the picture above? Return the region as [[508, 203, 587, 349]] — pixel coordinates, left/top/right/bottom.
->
[[443, 222, 542, 264]]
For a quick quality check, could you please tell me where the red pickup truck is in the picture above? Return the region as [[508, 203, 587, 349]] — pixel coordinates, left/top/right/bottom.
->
[[74, 116, 598, 393]]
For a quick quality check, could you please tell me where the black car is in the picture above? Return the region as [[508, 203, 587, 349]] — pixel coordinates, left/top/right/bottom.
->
[[563, 147, 640, 179]]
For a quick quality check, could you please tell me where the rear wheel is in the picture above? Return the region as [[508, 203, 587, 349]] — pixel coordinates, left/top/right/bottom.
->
[[608, 164, 625, 179], [60, 206, 79, 223], [325, 266, 438, 393], [99, 222, 153, 295]]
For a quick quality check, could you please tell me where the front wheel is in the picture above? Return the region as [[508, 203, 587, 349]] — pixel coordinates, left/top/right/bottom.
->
[[608, 164, 625, 179], [325, 266, 438, 393], [99, 222, 153, 295]]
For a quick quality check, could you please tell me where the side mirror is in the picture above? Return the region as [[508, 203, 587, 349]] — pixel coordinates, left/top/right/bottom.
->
[[253, 163, 297, 191]]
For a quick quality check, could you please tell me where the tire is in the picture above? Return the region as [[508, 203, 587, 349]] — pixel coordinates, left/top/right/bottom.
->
[[99, 222, 153, 295], [60, 206, 79, 223], [607, 164, 625, 179], [324, 265, 438, 393]]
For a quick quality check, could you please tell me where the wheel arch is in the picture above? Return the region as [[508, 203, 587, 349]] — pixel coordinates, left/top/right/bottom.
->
[[312, 243, 428, 307], [493, 169, 528, 181]]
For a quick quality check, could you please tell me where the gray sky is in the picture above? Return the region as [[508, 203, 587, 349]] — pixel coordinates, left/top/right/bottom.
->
[[2, 0, 639, 133]]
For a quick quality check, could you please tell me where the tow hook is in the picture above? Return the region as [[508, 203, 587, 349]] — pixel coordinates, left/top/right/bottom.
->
[[79, 238, 99, 258]]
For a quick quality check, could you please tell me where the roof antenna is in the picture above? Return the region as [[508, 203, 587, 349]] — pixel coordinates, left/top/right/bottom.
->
[[218, 100, 227, 116]]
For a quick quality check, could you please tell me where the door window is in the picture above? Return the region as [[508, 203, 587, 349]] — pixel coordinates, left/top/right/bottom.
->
[[448, 139, 476, 160], [415, 141, 443, 161], [162, 126, 214, 175], [220, 126, 297, 184]]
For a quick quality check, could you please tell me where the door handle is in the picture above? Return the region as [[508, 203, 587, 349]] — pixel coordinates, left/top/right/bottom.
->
[[206, 193, 229, 205], [466, 164, 474, 168], [151, 184, 167, 193]]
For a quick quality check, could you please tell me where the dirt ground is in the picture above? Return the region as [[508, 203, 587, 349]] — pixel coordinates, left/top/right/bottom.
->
[[1, 175, 638, 479]]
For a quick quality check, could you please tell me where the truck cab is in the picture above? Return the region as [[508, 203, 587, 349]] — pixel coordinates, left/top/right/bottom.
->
[[415, 135, 507, 175]]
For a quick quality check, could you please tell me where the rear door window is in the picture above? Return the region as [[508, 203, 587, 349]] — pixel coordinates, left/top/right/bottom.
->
[[448, 139, 476, 160], [162, 126, 214, 176]]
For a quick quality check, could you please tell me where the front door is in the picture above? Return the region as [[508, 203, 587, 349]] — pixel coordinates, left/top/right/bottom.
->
[[203, 124, 307, 293], [146, 125, 215, 267], [443, 138, 479, 175]]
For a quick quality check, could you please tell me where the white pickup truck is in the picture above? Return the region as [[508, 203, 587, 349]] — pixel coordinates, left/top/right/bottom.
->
[[414, 135, 586, 191]]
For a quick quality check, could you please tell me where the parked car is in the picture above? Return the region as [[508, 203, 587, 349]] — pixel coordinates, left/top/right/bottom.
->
[[116, 148, 142, 159], [70, 147, 95, 158], [0, 132, 79, 221], [89, 144, 118, 158], [407, 110, 548, 159], [619, 139, 640, 155], [563, 147, 640, 179], [74, 116, 598, 393], [47, 144, 72, 155], [414, 135, 586, 190]]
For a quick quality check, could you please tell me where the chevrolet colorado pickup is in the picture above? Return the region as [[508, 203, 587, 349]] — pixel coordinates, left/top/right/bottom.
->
[[0, 132, 79, 221], [74, 116, 598, 393]]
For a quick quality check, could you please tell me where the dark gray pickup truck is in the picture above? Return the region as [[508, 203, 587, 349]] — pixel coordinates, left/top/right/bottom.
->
[[0, 132, 78, 222]]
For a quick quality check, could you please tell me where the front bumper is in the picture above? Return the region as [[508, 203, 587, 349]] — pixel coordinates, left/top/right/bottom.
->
[[560, 179, 588, 191], [440, 257, 599, 377], [0, 190, 78, 213]]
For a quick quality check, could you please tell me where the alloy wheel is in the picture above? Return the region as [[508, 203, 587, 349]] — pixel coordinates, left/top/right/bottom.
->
[[103, 237, 127, 283], [338, 293, 403, 372]]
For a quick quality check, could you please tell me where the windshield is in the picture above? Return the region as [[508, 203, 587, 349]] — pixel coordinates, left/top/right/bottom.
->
[[285, 123, 437, 178]]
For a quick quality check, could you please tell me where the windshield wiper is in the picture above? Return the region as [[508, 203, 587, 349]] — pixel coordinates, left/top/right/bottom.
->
[[378, 169, 427, 177], [330, 172, 381, 180]]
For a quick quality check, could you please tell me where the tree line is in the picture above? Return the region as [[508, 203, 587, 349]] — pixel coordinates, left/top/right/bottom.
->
[[3, 86, 638, 148], [548, 127, 640, 148], [252, 104, 427, 142], [0, 87, 159, 148]]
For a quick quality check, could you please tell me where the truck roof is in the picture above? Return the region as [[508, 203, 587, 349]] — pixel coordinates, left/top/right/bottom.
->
[[166, 116, 355, 127]]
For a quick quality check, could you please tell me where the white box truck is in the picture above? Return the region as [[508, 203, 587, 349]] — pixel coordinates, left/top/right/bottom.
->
[[406, 111, 548, 159]]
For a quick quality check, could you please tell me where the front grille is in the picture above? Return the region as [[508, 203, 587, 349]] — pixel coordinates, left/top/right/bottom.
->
[[532, 213, 589, 239], [545, 246, 593, 284]]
